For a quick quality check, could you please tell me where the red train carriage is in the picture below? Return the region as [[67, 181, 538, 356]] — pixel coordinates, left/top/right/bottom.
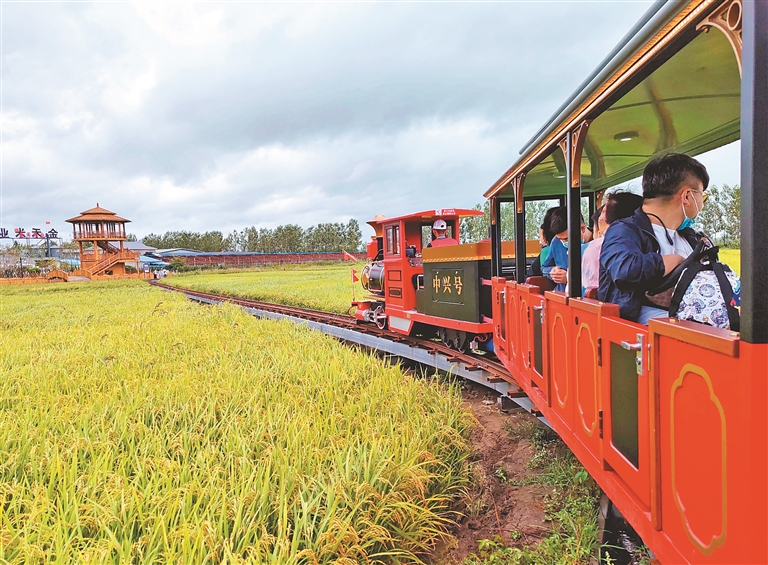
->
[[482, 1, 767, 563]]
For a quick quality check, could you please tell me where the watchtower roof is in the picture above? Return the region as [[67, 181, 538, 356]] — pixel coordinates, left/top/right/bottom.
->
[[66, 204, 131, 224]]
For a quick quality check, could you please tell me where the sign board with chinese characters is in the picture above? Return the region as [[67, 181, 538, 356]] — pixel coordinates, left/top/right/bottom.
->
[[430, 269, 465, 306], [0, 227, 60, 240], [416, 259, 492, 323]]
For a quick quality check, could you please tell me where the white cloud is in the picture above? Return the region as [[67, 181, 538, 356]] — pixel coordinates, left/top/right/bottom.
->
[[4, 1, 699, 242]]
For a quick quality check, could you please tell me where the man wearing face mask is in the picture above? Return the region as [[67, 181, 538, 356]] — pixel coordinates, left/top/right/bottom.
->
[[598, 153, 709, 324], [542, 206, 590, 292]]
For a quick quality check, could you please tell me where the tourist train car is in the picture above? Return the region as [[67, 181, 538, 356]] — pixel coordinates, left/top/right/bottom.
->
[[481, 0, 767, 563], [353, 208, 539, 350], [353, 2, 765, 561]]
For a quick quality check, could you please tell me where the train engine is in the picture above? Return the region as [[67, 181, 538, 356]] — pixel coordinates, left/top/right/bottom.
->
[[353, 209, 533, 351]]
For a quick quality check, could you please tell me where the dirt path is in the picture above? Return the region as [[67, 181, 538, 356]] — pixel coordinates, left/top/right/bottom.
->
[[433, 382, 555, 563]]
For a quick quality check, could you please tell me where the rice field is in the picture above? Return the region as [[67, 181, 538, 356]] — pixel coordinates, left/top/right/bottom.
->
[[164, 263, 367, 315], [719, 248, 740, 275], [0, 280, 474, 564]]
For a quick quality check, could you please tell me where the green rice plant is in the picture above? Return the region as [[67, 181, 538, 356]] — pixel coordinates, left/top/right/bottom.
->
[[164, 263, 368, 315], [718, 248, 740, 275], [0, 280, 474, 564]]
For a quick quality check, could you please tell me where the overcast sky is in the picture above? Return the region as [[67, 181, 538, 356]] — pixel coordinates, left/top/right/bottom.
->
[[0, 1, 740, 241]]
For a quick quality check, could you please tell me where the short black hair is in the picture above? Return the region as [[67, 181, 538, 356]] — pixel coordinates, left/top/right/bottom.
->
[[642, 153, 709, 199], [540, 207, 557, 245], [549, 206, 568, 235], [604, 192, 643, 224]]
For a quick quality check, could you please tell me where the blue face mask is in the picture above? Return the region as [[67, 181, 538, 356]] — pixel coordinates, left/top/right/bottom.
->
[[678, 195, 701, 231], [561, 241, 569, 250]]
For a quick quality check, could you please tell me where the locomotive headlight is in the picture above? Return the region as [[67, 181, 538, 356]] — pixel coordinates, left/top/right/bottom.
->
[[361, 262, 385, 295]]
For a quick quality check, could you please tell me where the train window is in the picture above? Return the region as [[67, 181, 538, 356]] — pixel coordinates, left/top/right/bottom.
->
[[385, 226, 400, 255], [422, 223, 455, 246], [422, 225, 432, 248], [393, 225, 400, 255]]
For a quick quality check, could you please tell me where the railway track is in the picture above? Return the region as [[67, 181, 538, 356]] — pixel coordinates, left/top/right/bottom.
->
[[150, 281, 547, 421]]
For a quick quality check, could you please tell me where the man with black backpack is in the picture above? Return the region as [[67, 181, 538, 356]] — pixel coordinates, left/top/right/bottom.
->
[[598, 154, 709, 325]]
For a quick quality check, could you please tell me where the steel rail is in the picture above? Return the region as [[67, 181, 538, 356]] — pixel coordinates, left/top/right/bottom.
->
[[150, 281, 549, 424]]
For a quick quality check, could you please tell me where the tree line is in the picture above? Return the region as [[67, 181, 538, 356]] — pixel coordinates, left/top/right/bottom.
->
[[459, 184, 741, 247], [459, 200, 574, 243], [142, 219, 363, 253]]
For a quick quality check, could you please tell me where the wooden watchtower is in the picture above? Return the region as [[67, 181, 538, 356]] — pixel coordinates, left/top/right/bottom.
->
[[66, 204, 139, 277]]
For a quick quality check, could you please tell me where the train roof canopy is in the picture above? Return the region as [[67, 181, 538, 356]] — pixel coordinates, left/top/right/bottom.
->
[[485, 0, 742, 200]]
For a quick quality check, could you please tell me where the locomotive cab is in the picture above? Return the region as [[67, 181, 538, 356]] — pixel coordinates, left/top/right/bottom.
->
[[357, 210, 470, 333]]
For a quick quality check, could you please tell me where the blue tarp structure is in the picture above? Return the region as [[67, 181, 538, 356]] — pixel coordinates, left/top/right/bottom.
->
[[140, 255, 170, 269]]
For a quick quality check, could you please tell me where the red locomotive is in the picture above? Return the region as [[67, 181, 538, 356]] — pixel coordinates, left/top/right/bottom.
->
[[353, 208, 538, 351]]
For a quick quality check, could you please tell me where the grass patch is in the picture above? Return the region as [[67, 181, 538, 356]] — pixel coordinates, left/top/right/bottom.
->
[[0, 280, 474, 563], [719, 248, 740, 275], [463, 420, 600, 565]]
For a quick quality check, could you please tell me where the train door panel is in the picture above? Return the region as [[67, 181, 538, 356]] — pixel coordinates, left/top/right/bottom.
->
[[400, 220, 424, 311], [528, 292, 548, 401], [505, 281, 521, 380], [570, 299, 618, 466], [650, 320, 756, 563], [383, 222, 405, 311], [515, 284, 539, 399], [491, 278, 508, 365], [601, 316, 651, 509], [545, 292, 572, 426]]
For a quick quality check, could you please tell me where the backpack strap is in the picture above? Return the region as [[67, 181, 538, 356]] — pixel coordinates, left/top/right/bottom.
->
[[649, 240, 708, 296], [711, 262, 740, 331], [668, 262, 705, 316]]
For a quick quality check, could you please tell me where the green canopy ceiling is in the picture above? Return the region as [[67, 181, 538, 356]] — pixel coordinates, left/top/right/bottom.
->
[[497, 27, 741, 199]]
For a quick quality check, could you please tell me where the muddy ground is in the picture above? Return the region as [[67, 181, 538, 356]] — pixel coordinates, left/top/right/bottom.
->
[[432, 382, 555, 564]]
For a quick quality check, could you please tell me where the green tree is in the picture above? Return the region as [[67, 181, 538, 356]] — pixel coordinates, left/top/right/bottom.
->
[[459, 200, 562, 244], [695, 184, 740, 247], [342, 219, 363, 252], [723, 184, 741, 246], [223, 229, 246, 252], [459, 203, 489, 243], [196, 231, 226, 252], [272, 224, 304, 253], [696, 184, 727, 245], [142, 233, 163, 248]]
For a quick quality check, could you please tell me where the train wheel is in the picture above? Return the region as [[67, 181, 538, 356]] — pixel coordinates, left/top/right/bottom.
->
[[372, 305, 387, 330], [438, 328, 468, 352]]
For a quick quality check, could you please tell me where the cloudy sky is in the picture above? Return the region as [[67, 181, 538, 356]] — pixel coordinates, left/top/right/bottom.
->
[[0, 1, 740, 241]]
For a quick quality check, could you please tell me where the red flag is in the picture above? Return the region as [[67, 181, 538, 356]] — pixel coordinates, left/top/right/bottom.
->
[[45, 221, 51, 225], [342, 250, 356, 261], [351, 269, 359, 283]]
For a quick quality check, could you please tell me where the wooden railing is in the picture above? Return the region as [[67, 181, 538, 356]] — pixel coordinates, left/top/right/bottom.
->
[[73, 230, 125, 240], [84, 249, 139, 275]]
